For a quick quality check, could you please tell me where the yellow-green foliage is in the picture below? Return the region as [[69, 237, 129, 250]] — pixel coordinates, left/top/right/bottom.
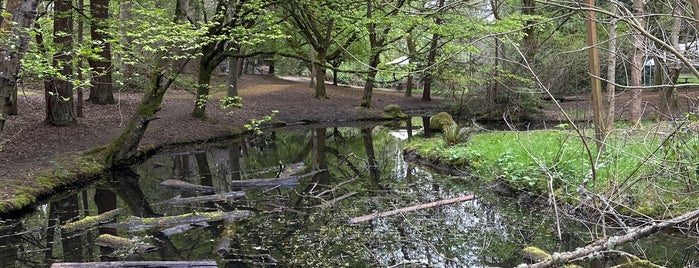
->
[[429, 112, 455, 130]]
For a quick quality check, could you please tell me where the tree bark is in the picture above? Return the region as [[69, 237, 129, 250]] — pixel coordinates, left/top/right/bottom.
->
[[422, 0, 444, 102], [0, 0, 40, 136], [605, 6, 617, 132], [46, 0, 77, 126], [658, 8, 681, 119], [314, 48, 328, 98], [521, 0, 537, 62], [118, 0, 132, 77], [191, 62, 215, 120], [405, 36, 416, 97], [88, 0, 115, 104], [628, 0, 645, 127]]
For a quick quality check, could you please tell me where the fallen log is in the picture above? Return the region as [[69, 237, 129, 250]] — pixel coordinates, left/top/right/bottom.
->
[[156, 222, 209, 237], [159, 179, 215, 193], [278, 162, 306, 177], [231, 177, 298, 188], [313, 192, 358, 208], [231, 170, 322, 188], [349, 195, 477, 224], [518, 207, 699, 268], [216, 218, 236, 257], [62, 208, 123, 233], [159, 191, 246, 206], [94, 234, 157, 253], [50, 260, 217, 268], [104, 211, 250, 231]]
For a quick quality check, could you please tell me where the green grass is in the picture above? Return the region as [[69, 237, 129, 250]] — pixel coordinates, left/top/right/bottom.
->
[[405, 123, 699, 217]]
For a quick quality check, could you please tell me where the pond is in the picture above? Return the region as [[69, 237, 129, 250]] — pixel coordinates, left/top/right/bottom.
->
[[0, 123, 697, 267]]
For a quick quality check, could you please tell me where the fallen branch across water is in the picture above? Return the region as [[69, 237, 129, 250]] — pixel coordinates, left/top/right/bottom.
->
[[159, 179, 216, 193], [159, 191, 246, 206], [517, 207, 699, 267], [349, 195, 477, 224], [231, 170, 323, 188], [104, 211, 250, 231]]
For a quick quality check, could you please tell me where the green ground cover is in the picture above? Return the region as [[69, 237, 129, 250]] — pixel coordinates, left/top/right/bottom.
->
[[405, 120, 699, 218]]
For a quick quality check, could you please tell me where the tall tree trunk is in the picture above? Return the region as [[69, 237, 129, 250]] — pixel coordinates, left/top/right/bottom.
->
[[118, 0, 132, 77], [628, 0, 644, 127], [46, 0, 77, 126], [227, 55, 239, 97], [88, 0, 115, 104], [605, 7, 617, 132], [422, 0, 445, 102], [361, 0, 377, 109], [405, 36, 416, 97], [521, 0, 537, 62], [76, 0, 84, 117], [658, 8, 681, 119], [314, 48, 328, 99], [191, 61, 215, 120], [309, 46, 316, 89], [0, 0, 40, 136]]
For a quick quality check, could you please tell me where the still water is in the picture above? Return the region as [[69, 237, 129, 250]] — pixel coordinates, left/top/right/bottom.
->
[[0, 124, 697, 267]]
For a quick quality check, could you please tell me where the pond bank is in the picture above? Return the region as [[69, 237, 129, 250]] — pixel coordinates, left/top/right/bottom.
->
[[0, 75, 441, 214]]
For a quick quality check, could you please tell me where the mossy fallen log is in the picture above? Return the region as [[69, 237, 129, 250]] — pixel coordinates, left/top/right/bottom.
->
[[159, 191, 246, 206], [216, 218, 236, 257], [104, 211, 250, 231], [94, 234, 156, 253], [159, 179, 216, 193], [61, 208, 123, 233]]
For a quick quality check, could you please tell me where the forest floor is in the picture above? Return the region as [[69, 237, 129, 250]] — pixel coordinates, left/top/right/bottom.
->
[[0, 74, 440, 210]]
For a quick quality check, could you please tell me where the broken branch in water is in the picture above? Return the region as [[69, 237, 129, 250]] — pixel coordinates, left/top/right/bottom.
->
[[156, 222, 209, 237], [159, 179, 216, 193], [517, 207, 699, 267], [159, 191, 246, 206], [231, 170, 324, 188], [104, 211, 250, 231], [349, 195, 477, 224], [62, 208, 123, 233]]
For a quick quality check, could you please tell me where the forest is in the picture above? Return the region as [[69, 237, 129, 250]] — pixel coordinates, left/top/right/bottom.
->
[[1, 0, 699, 267]]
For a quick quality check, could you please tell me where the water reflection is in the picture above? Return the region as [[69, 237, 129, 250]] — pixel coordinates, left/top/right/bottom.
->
[[0, 124, 697, 267]]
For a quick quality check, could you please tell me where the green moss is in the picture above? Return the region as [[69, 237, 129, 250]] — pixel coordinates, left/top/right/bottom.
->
[[429, 112, 455, 130], [522, 246, 551, 261], [382, 104, 409, 119]]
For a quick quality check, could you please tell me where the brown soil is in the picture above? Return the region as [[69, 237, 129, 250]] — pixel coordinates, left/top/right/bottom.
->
[[0, 75, 440, 206]]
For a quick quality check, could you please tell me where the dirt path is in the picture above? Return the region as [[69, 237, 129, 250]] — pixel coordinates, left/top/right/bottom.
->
[[0, 75, 440, 207]]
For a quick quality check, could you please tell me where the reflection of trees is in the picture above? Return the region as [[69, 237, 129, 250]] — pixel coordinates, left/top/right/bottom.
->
[[0, 219, 22, 267], [362, 127, 382, 188], [55, 194, 82, 262], [105, 169, 181, 260]]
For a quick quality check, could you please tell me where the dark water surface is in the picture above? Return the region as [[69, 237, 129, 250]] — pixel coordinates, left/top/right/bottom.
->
[[1, 124, 697, 267]]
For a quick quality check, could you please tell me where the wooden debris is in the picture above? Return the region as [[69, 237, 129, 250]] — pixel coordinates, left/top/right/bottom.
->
[[231, 177, 298, 188], [520, 207, 699, 268], [104, 211, 250, 231], [156, 222, 209, 237], [231, 170, 323, 188], [159, 191, 246, 206], [159, 179, 216, 193], [216, 218, 236, 257], [62, 208, 123, 233], [50, 260, 217, 268], [313, 192, 358, 208], [349, 195, 477, 224], [222, 253, 278, 265], [94, 234, 157, 253]]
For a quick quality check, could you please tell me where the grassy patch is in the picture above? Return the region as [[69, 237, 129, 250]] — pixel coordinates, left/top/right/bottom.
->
[[405, 122, 699, 218]]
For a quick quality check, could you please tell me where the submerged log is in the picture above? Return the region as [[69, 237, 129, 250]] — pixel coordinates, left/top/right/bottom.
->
[[62, 208, 123, 233], [216, 218, 236, 257], [94, 234, 157, 253], [231, 170, 323, 188], [349, 195, 477, 224], [159, 191, 246, 206], [157, 222, 209, 237], [50, 260, 217, 268], [104, 211, 250, 231], [159, 179, 216, 193], [231, 177, 298, 188]]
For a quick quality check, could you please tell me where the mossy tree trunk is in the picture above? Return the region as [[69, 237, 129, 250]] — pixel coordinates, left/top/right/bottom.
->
[[103, 68, 169, 166]]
